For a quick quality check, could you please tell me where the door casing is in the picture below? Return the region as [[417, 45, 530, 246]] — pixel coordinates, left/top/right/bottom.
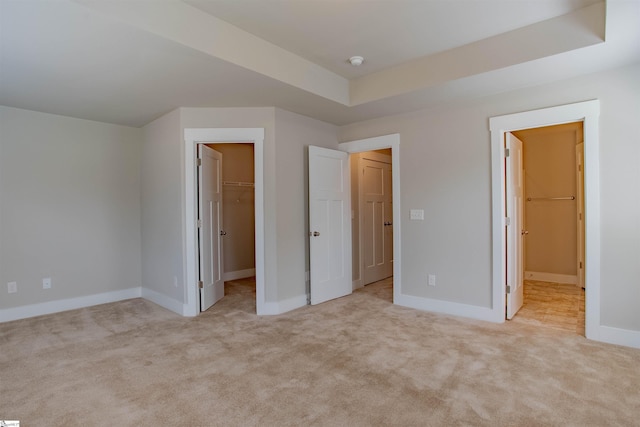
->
[[184, 128, 265, 316], [490, 100, 600, 339]]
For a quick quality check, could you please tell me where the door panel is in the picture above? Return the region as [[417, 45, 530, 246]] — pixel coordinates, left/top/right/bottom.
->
[[198, 145, 224, 311], [361, 157, 393, 285], [506, 133, 524, 319], [309, 146, 352, 305]]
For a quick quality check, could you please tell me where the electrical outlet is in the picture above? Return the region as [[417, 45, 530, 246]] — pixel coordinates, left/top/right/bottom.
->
[[428, 274, 436, 287], [8, 281, 17, 294], [43, 277, 52, 289], [410, 209, 424, 220]]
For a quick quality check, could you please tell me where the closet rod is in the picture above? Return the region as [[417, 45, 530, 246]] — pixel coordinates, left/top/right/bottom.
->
[[223, 181, 254, 187], [526, 196, 575, 201]]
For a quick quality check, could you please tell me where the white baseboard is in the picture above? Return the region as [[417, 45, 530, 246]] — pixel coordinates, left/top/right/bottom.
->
[[259, 294, 308, 315], [524, 271, 578, 285], [223, 268, 256, 281], [0, 287, 142, 323], [589, 325, 640, 349], [395, 292, 502, 323], [141, 287, 187, 316]]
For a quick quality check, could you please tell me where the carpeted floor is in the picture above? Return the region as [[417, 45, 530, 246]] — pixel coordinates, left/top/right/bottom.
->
[[1, 278, 639, 426]]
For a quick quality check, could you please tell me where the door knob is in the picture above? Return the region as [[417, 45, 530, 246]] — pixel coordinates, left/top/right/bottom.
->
[[220, 230, 227, 236], [521, 230, 529, 235], [311, 231, 320, 237]]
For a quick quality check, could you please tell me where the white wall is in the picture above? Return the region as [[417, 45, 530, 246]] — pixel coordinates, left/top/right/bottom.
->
[[274, 108, 339, 301], [140, 107, 338, 311], [141, 108, 184, 306], [339, 63, 640, 332], [0, 106, 142, 317]]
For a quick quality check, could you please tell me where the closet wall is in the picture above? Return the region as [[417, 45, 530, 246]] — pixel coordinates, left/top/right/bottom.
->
[[513, 122, 583, 282], [210, 143, 255, 278]]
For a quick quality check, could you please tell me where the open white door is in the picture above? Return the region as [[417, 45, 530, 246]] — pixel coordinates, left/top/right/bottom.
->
[[309, 146, 352, 305], [506, 133, 524, 319], [576, 143, 585, 289], [198, 145, 224, 311]]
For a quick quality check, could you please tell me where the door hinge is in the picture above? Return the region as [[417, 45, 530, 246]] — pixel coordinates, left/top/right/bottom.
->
[[505, 217, 511, 226], [196, 158, 202, 167], [198, 280, 204, 289], [506, 285, 511, 294], [578, 164, 582, 172], [580, 262, 583, 269], [579, 213, 582, 220], [505, 148, 510, 157], [197, 219, 202, 228]]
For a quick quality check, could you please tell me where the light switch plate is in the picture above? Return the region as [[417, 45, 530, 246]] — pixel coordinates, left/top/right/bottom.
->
[[410, 209, 424, 220]]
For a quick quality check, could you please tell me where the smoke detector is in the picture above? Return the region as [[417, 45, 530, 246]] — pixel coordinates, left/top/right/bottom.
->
[[349, 56, 364, 66]]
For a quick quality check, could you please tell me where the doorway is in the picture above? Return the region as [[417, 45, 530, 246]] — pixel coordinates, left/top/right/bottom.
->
[[209, 143, 256, 307], [489, 100, 601, 339], [351, 149, 394, 290], [507, 122, 586, 334], [339, 134, 401, 303], [307, 135, 401, 307], [184, 128, 265, 316]]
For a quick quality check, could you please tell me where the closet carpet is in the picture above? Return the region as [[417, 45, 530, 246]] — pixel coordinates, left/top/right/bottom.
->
[[1, 278, 639, 426]]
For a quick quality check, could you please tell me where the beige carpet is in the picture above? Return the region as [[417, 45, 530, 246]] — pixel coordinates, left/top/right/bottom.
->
[[1, 278, 639, 426]]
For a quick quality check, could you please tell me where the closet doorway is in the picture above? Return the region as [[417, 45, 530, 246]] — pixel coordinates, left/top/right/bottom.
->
[[508, 122, 585, 334], [209, 143, 256, 285]]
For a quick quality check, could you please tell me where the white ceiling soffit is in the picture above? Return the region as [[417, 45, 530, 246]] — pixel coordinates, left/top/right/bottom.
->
[[1, 0, 638, 128], [184, 0, 602, 79], [74, 0, 605, 108]]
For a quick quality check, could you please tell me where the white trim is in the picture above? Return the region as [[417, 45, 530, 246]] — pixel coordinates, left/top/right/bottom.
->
[[141, 287, 187, 315], [339, 134, 401, 306], [0, 287, 141, 323], [395, 293, 497, 323], [592, 326, 640, 349], [184, 128, 266, 316], [490, 100, 602, 331], [259, 294, 308, 315], [524, 271, 578, 285], [223, 269, 256, 281]]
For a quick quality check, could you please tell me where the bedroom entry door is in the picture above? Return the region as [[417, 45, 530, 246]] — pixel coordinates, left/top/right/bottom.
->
[[198, 144, 225, 311], [308, 146, 352, 305]]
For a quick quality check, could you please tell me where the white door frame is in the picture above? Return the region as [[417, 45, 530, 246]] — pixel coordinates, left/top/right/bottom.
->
[[339, 134, 401, 304], [184, 128, 265, 316], [489, 100, 600, 339]]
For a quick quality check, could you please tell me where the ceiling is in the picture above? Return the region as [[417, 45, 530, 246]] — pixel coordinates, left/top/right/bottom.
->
[[1, 0, 639, 128]]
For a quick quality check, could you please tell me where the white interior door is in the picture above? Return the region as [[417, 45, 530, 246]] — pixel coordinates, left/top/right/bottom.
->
[[506, 133, 524, 319], [198, 145, 224, 311], [309, 146, 352, 305], [361, 156, 393, 285], [576, 142, 585, 289]]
